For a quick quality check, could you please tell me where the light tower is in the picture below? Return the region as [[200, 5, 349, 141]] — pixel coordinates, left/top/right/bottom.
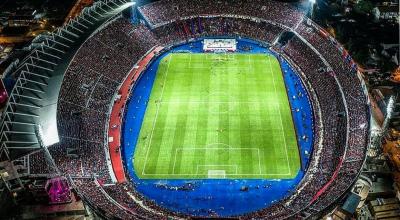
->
[[130, 1, 138, 24]]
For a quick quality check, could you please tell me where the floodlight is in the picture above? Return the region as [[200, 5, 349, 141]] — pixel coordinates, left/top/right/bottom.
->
[[386, 96, 395, 120], [38, 123, 59, 147]]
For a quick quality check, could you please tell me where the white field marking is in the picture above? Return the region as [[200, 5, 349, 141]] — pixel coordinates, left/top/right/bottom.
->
[[171, 147, 264, 175], [172, 147, 178, 174], [183, 67, 253, 69], [207, 91, 236, 100], [207, 170, 226, 179], [159, 101, 272, 104], [174, 147, 259, 151], [196, 165, 238, 175], [172, 148, 244, 175], [257, 147, 262, 174], [142, 173, 291, 176], [205, 142, 232, 148], [267, 56, 291, 175], [142, 55, 173, 175]]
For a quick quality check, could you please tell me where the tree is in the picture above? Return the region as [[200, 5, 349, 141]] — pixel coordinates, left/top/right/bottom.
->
[[354, 0, 374, 15], [352, 48, 369, 65]]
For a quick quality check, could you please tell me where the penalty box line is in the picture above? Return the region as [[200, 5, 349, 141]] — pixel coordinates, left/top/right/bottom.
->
[[142, 147, 291, 176], [158, 101, 281, 104], [196, 165, 239, 175], [172, 147, 262, 175]]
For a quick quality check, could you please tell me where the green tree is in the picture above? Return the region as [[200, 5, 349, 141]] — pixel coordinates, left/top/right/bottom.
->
[[353, 48, 369, 65], [355, 0, 374, 14]]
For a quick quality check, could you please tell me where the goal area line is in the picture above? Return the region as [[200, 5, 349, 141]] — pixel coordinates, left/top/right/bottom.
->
[[140, 147, 292, 177]]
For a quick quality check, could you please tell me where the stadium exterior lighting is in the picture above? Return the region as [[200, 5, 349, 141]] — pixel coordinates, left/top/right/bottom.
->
[[385, 96, 395, 121], [123, 1, 135, 7], [309, 0, 316, 18], [378, 95, 396, 137]]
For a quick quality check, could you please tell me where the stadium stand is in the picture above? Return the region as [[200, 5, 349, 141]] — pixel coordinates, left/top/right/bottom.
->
[[138, 0, 303, 28], [153, 16, 284, 46], [20, 0, 370, 219]]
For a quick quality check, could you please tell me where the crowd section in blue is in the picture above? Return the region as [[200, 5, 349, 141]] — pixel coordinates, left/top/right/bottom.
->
[[121, 39, 314, 217]]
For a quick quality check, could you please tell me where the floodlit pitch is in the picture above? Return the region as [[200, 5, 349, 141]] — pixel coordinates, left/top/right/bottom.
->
[[133, 53, 300, 179]]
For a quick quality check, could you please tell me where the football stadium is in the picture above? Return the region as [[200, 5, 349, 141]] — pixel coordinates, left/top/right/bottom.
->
[[0, 0, 373, 219]]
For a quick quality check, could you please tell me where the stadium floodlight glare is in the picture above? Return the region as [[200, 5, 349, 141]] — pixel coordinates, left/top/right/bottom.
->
[[120, 1, 135, 9], [38, 123, 59, 147]]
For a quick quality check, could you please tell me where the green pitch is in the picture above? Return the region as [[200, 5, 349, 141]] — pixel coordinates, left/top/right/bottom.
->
[[133, 53, 300, 179]]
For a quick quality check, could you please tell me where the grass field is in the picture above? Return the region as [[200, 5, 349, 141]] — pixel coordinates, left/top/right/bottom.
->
[[133, 53, 300, 179]]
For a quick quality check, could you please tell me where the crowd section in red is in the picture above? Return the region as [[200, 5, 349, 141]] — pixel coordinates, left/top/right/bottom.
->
[[108, 46, 164, 183]]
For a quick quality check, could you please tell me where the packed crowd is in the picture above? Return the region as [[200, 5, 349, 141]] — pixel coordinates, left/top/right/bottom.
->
[[40, 4, 369, 218], [73, 177, 185, 219], [138, 0, 303, 28], [153, 16, 283, 46], [276, 34, 367, 218], [103, 182, 186, 219], [291, 21, 368, 215], [284, 37, 347, 172], [72, 178, 138, 220], [55, 16, 158, 176], [296, 22, 369, 163], [297, 23, 369, 159], [28, 149, 55, 175], [52, 16, 172, 219]]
